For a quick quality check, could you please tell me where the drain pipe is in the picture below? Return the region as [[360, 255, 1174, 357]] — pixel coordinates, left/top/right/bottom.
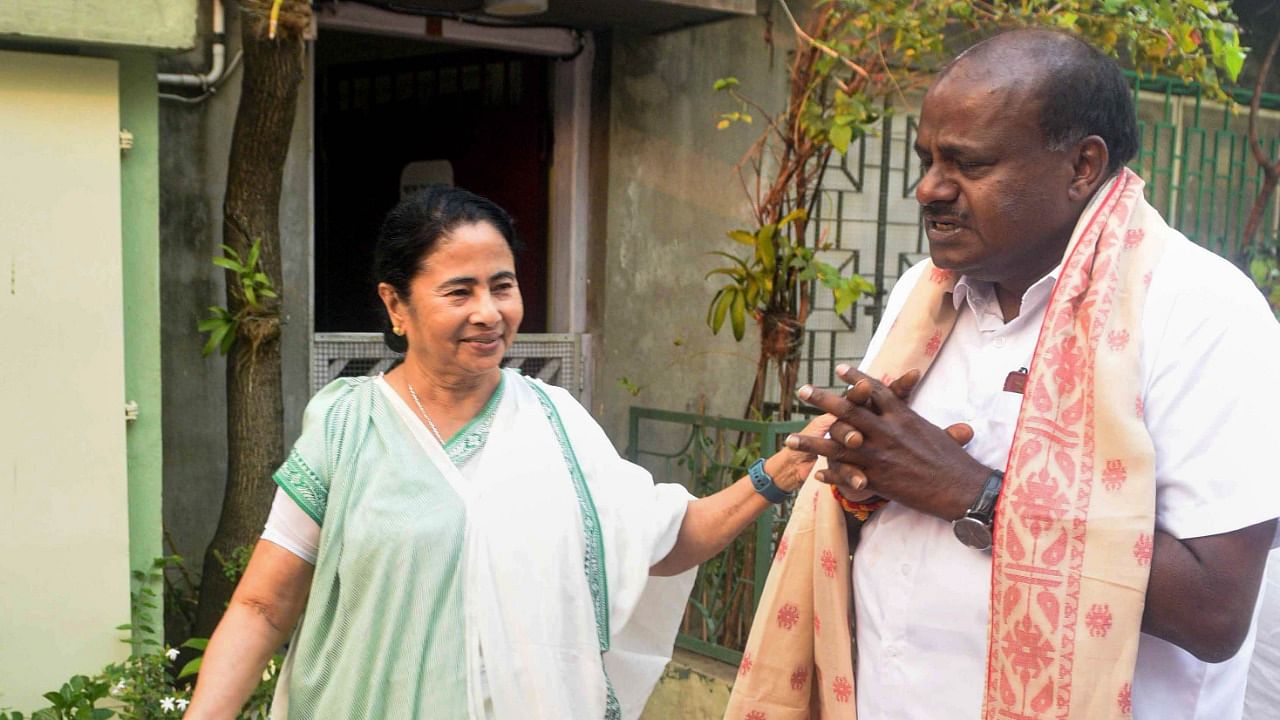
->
[[159, 0, 227, 90]]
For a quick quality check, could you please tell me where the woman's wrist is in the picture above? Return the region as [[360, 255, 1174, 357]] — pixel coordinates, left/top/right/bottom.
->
[[762, 452, 804, 493]]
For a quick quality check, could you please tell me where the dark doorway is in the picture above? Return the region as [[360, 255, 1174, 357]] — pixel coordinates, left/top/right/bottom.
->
[[314, 30, 552, 334]]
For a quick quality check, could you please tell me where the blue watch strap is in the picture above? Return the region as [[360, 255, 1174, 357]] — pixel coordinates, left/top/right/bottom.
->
[[749, 458, 791, 504]]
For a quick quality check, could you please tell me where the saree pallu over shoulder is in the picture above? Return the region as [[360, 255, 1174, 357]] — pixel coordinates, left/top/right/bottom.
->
[[725, 169, 1165, 720], [468, 374, 695, 720]]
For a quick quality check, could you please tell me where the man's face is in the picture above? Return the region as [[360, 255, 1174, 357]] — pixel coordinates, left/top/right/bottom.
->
[[914, 71, 1082, 290]]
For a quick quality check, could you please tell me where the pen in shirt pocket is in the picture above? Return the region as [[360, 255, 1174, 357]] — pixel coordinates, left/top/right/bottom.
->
[[1003, 367, 1028, 395]]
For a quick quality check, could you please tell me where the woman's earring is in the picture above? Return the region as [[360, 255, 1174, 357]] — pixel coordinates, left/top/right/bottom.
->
[[393, 325, 405, 337]]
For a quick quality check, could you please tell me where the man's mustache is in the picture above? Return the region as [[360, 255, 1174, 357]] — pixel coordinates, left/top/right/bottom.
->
[[921, 204, 968, 223]]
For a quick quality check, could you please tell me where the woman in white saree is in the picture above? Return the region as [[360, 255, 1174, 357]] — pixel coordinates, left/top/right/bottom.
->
[[185, 186, 831, 720]]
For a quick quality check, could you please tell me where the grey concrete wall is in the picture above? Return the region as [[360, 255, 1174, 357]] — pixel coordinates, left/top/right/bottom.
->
[[159, 2, 312, 578], [0, 0, 197, 51], [593, 15, 791, 445]]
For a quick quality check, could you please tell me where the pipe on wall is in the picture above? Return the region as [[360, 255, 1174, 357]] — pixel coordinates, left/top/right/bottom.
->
[[158, 0, 226, 90]]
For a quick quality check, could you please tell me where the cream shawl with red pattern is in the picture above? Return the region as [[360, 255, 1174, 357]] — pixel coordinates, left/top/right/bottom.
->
[[725, 169, 1166, 720]]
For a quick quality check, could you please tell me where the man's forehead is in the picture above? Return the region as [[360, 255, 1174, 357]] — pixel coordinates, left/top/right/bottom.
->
[[917, 74, 1044, 150]]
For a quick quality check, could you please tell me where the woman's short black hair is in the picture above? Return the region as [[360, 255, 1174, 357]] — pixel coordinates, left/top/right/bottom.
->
[[373, 185, 522, 352]]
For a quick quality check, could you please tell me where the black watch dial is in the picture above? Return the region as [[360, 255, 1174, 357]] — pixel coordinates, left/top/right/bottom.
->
[[953, 516, 993, 550]]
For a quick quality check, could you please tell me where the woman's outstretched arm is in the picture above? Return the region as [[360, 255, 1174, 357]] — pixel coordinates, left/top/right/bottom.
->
[[184, 540, 313, 719], [650, 414, 833, 577]]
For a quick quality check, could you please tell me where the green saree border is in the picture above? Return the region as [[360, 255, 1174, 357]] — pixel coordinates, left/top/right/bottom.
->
[[273, 447, 327, 525], [444, 373, 506, 466]]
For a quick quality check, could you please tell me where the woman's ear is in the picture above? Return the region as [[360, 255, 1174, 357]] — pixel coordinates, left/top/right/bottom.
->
[[1068, 135, 1111, 202], [377, 282, 406, 331]]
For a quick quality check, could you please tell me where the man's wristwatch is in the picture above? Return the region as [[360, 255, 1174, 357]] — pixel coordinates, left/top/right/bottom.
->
[[749, 458, 792, 504], [952, 469, 1004, 550]]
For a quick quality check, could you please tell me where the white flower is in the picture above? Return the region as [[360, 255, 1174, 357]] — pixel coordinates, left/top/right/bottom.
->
[[110, 679, 127, 696], [160, 696, 177, 712], [176, 698, 190, 711], [165, 647, 180, 661]]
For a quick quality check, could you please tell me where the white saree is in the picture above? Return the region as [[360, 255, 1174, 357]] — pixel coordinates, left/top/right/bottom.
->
[[270, 369, 695, 719]]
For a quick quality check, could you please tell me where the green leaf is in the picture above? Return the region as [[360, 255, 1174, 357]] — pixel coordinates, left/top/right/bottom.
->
[[197, 317, 227, 332], [704, 268, 745, 282], [708, 251, 753, 275], [244, 284, 257, 308], [829, 123, 853, 155], [259, 288, 278, 299], [219, 244, 242, 263], [211, 257, 243, 272], [41, 693, 62, 708], [1220, 37, 1245, 81], [730, 288, 747, 341], [203, 320, 231, 358], [710, 288, 732, 333], [1251, 258, 1269, 286], [177, 656, 203, 679], [220, 325, 236, 354], [727, 230, 756, 246], [247, 239, 261, 271], [90, 710, 113, 720], [712, 76, 740, 91], [778, 208, 808, 227], [756, 225, 776, 274]]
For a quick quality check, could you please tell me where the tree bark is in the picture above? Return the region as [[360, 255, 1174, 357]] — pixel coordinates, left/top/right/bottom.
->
[[1243, 27, 1280, 250], [194, 0, 309, 639]]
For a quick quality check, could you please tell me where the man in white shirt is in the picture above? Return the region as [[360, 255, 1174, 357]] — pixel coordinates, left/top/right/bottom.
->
[[786, 29, 1280, 719]]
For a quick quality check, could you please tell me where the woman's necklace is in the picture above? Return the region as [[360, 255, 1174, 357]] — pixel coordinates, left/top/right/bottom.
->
[[406, 382, 445, 445]]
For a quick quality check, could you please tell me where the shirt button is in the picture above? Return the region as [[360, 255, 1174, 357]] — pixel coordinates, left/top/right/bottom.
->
[[993, 336, 1006, 348]]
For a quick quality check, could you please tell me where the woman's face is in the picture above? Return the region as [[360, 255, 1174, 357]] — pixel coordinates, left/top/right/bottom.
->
[[380, 221, 523, 382]]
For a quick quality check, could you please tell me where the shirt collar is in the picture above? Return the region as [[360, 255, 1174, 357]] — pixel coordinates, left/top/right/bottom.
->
[[950, 261, 1064, 316]]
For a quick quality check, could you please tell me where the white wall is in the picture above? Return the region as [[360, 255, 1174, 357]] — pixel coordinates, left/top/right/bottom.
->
[[0, 50, 131, 711]]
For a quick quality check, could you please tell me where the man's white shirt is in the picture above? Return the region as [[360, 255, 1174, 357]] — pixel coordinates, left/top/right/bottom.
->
[[853, 233, 1280, 720]]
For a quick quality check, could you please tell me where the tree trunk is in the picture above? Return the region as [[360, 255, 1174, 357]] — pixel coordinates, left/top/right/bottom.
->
[[1243, 27, 1280, 251], [194, 0, 309, 639]]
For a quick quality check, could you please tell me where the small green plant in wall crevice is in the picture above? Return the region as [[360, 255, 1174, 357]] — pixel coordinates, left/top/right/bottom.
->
[[198, 239, 279, 357]]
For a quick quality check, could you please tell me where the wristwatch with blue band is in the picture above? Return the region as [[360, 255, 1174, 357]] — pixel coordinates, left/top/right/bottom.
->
[[749, 458, 792, 503]]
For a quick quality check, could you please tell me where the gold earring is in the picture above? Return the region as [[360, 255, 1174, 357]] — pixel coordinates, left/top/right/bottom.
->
[[393, 326, 405, 336]]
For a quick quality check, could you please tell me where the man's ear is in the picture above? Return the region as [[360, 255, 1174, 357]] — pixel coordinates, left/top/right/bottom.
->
[[1068, 135, 1111, 202]]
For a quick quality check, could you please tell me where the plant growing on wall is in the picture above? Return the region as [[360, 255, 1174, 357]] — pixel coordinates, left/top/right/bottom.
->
[[709, 0, 1245, 419], [191, 0, 312, 640]]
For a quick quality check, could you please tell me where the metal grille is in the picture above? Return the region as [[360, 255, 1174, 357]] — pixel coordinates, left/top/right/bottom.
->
[[312, 332, 586, 398], [794, 77, 1280, 396], [800, 108, 926, 394]]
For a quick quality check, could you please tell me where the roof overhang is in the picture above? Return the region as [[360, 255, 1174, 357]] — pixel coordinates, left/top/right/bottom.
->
[[331, 0, 763, 34]]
